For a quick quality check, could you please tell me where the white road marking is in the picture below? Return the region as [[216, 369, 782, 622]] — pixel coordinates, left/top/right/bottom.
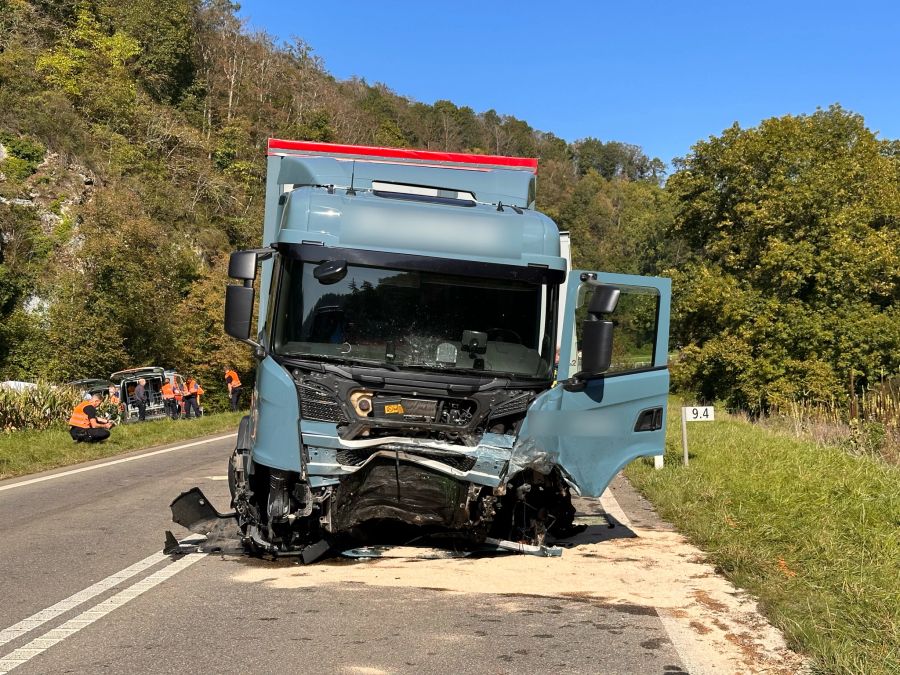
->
[[599, 486, 633, 527], [656, 609, 718, 675], [603, 484, 700, 672], [204, 475, 228, 481], [0, 434, 237, 493], [0, 552, 168, 648], [0, 553, 206, 674]]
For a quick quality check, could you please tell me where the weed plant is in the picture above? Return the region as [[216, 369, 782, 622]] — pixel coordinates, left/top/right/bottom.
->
[[766, 381, 900, 464]]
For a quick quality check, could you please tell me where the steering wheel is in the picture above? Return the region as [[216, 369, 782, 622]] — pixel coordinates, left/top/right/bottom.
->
[[486, 328, 523, 344]]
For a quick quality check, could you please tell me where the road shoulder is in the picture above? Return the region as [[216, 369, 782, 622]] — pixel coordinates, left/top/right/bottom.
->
[[607, 474, 808, 675]]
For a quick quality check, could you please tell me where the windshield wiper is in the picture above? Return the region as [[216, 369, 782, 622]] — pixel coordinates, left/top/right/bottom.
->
[[401, 363, 548, 381], [401, 364, 510, 377], [287, 353, 399, 370]]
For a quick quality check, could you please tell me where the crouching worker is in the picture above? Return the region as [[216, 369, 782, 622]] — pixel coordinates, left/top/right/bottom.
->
[[69, 394, 113, 443]]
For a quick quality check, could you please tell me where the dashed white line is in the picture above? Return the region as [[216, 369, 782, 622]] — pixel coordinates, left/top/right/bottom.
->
[[0, 552, 168, 648], [0, 553, 206, 674], [0, 433, 236, 493]]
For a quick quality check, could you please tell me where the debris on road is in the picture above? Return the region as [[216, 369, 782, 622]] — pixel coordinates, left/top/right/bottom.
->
[[227, 485, 807, 675]]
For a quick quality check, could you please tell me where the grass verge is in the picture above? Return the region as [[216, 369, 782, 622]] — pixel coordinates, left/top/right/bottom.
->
[[0, 412, 244, 480], [625, 401, 899, 675]]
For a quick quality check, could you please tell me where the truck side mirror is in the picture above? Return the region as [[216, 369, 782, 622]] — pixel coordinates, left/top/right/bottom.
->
[[580, 319, 614, 375], [576, 284, 620, 380], [224, 248, 272, 353], [228, 250, 259, 281], [225, 285, 254, 340]]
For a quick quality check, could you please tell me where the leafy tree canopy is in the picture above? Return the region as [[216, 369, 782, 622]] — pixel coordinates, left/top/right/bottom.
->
[[667, 105, 900, 409]]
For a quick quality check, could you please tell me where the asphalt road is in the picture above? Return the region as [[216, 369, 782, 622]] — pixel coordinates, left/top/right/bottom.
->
[[0, 434, 797, 674]]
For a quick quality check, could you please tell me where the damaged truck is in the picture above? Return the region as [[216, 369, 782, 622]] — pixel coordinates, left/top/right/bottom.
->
[[172, 140, 671, 559]]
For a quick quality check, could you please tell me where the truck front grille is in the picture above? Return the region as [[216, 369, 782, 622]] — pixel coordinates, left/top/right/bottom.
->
[[489, 391, 534, 419], [298, 382, 349, 424]]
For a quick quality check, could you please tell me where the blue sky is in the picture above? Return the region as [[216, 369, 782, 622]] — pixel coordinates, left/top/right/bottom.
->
[[238, 1, 900, 164]]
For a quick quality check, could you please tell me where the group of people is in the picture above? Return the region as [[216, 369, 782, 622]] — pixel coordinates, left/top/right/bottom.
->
[[160, 376, 204, 420], [68, 368, 245, 443]]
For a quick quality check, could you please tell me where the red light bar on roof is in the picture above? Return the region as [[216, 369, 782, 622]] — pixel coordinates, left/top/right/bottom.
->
[[267, 139, 538, 174]]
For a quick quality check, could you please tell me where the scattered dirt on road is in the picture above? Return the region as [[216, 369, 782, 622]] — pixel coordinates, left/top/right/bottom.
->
[[689, 620, 712, 635], [232, 483, 807, 675], [692, 589, 730, 613]]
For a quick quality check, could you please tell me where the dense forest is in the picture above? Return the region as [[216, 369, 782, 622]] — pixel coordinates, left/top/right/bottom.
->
[[0, 0, 898, 411]]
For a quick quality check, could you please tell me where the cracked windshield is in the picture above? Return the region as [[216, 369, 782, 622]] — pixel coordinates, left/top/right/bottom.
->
[[273, 259, 554, 378]]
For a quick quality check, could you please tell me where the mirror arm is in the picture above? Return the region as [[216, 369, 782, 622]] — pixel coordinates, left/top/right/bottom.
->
[[240, 337, 266, 359], [562, 374, 588, 392], [254, 247, 274, 262]]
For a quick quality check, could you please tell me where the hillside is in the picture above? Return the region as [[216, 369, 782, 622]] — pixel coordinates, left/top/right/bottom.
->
[[0, 0, 671, 408], [0, 0, 898, 415]]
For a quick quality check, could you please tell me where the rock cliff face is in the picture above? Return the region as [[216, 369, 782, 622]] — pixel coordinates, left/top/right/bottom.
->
[[1, 138, 95, 269]]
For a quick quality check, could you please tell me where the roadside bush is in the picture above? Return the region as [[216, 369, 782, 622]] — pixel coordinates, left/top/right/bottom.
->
[[0, 382, 81, 431], [667, 107, 900, 411], [0, 131, 45, 178]]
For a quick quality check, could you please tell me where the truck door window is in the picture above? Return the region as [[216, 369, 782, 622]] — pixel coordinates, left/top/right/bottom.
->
[[571, 285, 659, 375]]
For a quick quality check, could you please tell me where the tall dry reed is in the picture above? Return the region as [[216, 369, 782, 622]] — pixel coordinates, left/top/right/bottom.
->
[[764, 380, 900, 464]]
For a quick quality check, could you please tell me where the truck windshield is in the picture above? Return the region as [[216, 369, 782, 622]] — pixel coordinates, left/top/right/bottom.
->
[[272, 259, 556, 379]]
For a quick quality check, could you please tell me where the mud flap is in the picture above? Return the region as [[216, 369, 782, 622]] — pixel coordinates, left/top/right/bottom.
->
[[170, 487, 239, 541]]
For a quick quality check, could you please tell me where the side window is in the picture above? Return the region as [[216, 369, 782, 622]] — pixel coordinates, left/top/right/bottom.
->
[[572, 284, 660, 375]]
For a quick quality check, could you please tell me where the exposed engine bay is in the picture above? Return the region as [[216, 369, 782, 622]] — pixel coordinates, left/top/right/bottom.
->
[[171, 360, 585, 560]]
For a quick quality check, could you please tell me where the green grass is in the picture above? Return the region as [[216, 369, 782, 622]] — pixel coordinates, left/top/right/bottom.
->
[[0, 412, 244, 480], [626, 400, 900, 675]]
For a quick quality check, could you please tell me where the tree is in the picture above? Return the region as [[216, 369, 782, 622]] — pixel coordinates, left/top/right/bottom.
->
[[574, 138, 665, 183], [35, 5, 140, 125], [43, 188, 195, 380], [98, 0, 197, 104], [555, 170, 675, 275], [666, 106, 900, 409]]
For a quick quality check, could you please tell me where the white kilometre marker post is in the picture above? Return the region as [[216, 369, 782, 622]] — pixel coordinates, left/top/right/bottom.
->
[[681, 405, 715, 466]]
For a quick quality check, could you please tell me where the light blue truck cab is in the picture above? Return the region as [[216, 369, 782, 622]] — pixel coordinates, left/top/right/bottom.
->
[[176, 140, 670, 557]]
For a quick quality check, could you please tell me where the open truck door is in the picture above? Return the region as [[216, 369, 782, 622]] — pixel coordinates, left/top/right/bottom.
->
[[518, 271, 670, 497]]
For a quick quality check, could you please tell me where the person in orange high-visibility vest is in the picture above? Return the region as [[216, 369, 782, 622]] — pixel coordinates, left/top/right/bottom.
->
[[68, 394, 112, 443], [224, 368, 242, 411], [161, 380, 180, 419], [183, 376, 203, 419]]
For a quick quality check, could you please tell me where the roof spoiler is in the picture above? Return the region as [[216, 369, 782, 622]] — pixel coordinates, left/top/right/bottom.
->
[[267, 139, 538, 174]]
